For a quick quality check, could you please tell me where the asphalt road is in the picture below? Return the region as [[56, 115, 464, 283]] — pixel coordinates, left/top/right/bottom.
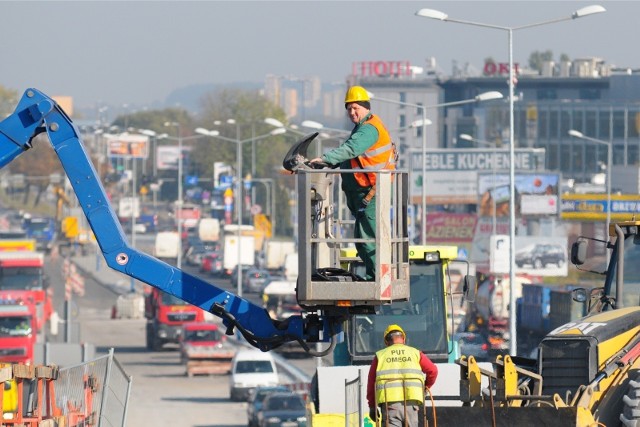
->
[[41, 235, 319, 427]]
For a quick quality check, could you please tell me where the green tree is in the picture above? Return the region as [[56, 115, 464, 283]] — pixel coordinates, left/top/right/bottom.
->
[[194, 88, 293, 235], [528, 50, 554, 72], [0, 85, 18, 119]]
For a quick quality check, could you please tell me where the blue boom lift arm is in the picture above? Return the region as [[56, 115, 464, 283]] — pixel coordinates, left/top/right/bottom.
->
[[0, 88, 341, 354]]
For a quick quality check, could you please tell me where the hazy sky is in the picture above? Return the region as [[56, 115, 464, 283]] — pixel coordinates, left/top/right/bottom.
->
[[2, 1, 637, 111]]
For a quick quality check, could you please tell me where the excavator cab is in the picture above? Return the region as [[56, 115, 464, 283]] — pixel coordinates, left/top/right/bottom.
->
[[283, 133, 410, 315]]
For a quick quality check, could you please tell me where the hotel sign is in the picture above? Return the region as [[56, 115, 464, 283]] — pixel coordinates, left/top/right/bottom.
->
[[351, 61, 412, 77]]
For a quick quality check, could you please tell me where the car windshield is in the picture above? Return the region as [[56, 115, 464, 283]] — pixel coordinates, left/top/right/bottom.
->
[[184, 328, 221, 342], [265, 395, 305, 411], [236, 360, 274, 374], [0, 316, 31, 337], [0, 268, 42, 290], [160, 292, 188, 306], [255, 387, 288, 402]]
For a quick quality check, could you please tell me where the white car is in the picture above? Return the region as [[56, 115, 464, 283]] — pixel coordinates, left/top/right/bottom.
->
[[229, 350, 279, 401]]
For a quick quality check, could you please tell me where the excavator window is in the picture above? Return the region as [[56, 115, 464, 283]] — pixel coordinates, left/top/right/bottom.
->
[[349, 261, 447, 357]]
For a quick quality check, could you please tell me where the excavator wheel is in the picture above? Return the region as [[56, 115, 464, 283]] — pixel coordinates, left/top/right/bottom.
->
[[620, 373, 640, 426]]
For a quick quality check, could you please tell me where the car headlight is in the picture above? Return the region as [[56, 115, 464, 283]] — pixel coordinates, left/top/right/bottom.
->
[[267, 417, 281, 423], [297, 416, 307, 422]]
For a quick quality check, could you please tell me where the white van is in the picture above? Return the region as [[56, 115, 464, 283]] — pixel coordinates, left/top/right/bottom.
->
[[154, 231, 180, 263], [229, 349, 279, 401]]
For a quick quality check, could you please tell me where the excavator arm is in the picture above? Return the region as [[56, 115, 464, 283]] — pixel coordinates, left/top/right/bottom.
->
[[0, 88, 340, 353]]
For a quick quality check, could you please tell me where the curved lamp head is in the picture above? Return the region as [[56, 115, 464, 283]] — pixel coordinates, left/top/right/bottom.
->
[[265, 118, 285, 128], [476, 91, 504, 102], [415, 8, 448, 20], [270, 128, 286, 136], [573, 5, 606, 19], [568, 130, 584, 138], [195, 128, 220, 137], [139, 129, 157, 137], [410, 119, 433, 128], [301, 120, 324, 130], [459, 134, 474, 142]]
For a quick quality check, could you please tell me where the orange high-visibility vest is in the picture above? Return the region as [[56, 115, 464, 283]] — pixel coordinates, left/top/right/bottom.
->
[[350, 115, 396, 187]]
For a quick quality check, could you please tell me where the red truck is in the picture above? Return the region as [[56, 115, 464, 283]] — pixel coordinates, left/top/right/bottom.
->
[[0, 251, 51, 333], [144, 287, 206, 351], [0, 303, 37, 364], [179, 322, 236, 377]]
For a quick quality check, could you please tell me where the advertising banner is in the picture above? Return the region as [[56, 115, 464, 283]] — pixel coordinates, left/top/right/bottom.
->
[[104, 134, 149, 159], [477, 172, 560, 217], [409, 148, 546, 205], [156, 146, 192, 171], [561, 194, 640, 221], [470, 221, 568, 277], [425, 213, 477, 243]]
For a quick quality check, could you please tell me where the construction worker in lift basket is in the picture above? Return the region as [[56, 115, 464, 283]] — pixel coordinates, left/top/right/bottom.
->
[[310, 85, 397, 281], [367, 324, 438, 427]]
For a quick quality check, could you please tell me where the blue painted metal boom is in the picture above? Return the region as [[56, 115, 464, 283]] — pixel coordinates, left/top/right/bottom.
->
[[0, 88, 340, 353]]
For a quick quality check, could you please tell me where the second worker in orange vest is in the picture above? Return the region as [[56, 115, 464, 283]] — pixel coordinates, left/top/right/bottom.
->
[[310, 85, 397, 280]]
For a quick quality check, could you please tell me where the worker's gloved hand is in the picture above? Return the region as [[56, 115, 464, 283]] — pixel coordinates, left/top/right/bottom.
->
[[369, 408, 377, 421], [357, 198, 370, 218]]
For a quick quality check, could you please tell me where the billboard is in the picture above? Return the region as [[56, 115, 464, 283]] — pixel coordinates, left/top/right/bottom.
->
[[425, 213, 477, 243], [561, 194, 640, 221], [477, 172, 560, 217], [472, 227, 568, 277], [104, 133, 149, 159], [156, 146, 192, 171], [410, 148, 546, 205]]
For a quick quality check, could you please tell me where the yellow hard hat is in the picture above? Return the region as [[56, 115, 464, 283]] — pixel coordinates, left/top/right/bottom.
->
[[344, 86, 370, 104], [383, 324, 405, 341]]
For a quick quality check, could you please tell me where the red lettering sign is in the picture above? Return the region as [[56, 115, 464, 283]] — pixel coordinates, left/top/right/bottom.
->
[[351, 61, 412, 77], [425, 213, 478, 243], [483, 62, 520, 76]]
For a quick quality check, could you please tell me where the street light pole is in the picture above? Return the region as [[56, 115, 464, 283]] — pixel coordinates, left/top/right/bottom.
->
[[164, 122, 184, 269], [416, 4, 606, 356], [161, 125, 207, 269], [195, 126, 286, 298], [459, 133, 498, 237], [569, 130, 612, 247], [371, 91, 503, 245]]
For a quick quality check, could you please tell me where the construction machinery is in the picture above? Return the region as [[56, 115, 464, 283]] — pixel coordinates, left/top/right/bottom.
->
[[311, 245, 475, 424], [419, 220, 640, 426], [336, 245, 470, 366], [0, 88, 408, 356], [53, 184, 92, 256]]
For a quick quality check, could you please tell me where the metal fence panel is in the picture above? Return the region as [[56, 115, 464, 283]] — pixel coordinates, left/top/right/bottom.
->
[[345, 372, 362, 427], [51, 348, 132, 427]]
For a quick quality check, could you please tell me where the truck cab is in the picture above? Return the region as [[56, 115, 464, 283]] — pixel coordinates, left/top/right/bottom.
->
[[22, 216, 57, 254], [0, 303, 37, 364], [0, 251, 51, 333], [144, 287, 206, 351], [179, 322, 235, 376]]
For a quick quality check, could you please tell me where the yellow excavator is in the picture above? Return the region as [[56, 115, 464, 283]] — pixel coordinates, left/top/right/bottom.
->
[[427, 220, 640, 426]]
